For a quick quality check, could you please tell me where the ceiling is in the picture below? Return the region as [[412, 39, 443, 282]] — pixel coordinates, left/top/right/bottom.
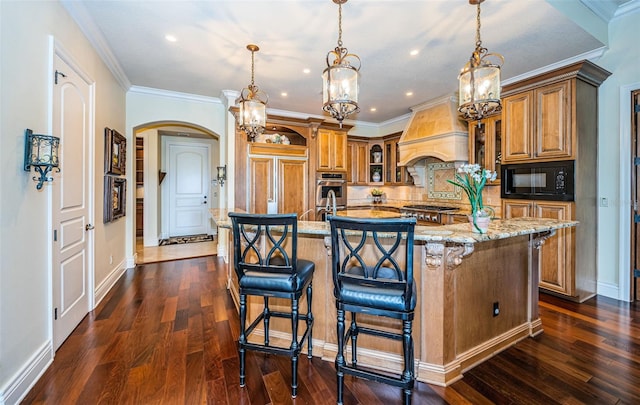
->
[[63, 0, 634, 124]]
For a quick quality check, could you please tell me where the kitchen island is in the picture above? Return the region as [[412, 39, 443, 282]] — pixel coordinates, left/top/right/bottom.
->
[[212, 209, 577, 386]]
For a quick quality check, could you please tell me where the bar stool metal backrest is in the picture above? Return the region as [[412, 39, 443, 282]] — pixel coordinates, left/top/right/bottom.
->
[[328, 215, 417, 405], [229, 212, 314, 399]]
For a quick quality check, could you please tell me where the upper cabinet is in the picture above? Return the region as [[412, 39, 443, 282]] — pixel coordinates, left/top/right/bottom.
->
[[503, 80, 571, 163], [384, 135, 413, 185], [346, 139, 368, 185], [346, 135, 413, 186], [468, 114, 501, 182], [317, 128, 347, 171], [368, 143, 383, 184], [502, 61, 610, 164]]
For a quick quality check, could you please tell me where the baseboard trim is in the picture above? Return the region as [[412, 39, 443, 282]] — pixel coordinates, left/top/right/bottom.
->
[[0, 341, 53, 405], [597, 281, 622, 301], [94, 258, 127, 308]]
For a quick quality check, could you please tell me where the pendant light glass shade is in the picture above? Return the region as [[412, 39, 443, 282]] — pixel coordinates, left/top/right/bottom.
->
[[323, 0, 360, 127], [237, 44, 268, 141], [458, 0, 503, 121]]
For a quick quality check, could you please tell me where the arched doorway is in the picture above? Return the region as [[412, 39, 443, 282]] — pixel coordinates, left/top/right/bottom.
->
[[133, 121, 221, 263]]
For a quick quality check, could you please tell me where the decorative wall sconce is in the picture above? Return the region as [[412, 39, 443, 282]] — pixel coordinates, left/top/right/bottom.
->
[[217, 165, 227, 187], [24, 128, 60, 190]]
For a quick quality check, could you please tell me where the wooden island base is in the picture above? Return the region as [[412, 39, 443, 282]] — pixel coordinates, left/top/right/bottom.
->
[[213, 212, 573, 386]]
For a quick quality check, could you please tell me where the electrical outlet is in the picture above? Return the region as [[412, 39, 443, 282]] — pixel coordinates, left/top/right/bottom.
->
[[493, 301, 500, 317], [109, 255, 113, 265]]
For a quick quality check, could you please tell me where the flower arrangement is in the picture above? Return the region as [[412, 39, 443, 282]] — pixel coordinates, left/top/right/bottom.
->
[[371, 188, 383, 203], [447, 163, 497, 233]]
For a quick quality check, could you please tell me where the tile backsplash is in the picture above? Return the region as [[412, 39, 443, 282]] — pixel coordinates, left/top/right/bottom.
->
[[426, 162, 460, 200], [346, 158, 502, 217]]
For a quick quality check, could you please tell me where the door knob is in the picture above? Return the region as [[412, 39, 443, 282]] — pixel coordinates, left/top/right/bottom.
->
[[85, 224, 95, 231]]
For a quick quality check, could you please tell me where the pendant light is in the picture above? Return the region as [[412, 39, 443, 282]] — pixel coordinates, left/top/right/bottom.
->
[[458, 0, 503, 121], [237, 44, 268, 141], [322, 0, 360, 127]]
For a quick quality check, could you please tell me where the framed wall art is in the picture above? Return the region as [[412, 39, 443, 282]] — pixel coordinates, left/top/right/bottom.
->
[[104, 127, 126, 175], [103, 176, 127, 223]]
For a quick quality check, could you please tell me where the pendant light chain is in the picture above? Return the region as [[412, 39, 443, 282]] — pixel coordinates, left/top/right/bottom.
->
[[475, 2, 482, 50], [250, 48, 255, 87], [337, 2, 343, 48]]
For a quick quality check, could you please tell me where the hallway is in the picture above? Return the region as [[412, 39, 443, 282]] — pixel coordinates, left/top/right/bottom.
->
[[135, 236, 217, 264]]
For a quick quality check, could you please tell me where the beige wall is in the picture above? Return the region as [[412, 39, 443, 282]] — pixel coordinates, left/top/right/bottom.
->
[[0, 1, 126, 402]]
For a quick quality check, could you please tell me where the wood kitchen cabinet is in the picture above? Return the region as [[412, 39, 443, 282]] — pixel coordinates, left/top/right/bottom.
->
[[368, 142, 383, 184], [468, 114, 501, 182], [317, 128, 347, 171], [247, 143, 308, 217], [384, 135, 413, 185], [500, 60, 610, 302], [502, 199, 575, 297], [503, 80, 572, 163], [346, 139, 368, 185]]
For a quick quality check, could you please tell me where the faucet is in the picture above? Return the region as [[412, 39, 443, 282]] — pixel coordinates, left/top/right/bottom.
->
[[326, 189, 337, 220], [298, 208, 314, 221]]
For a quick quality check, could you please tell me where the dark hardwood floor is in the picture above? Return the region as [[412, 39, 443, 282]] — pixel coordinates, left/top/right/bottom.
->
[[22, 256, 640, 404]]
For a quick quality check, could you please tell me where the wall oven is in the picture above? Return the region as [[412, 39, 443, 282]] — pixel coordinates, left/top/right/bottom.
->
[[316, 172, 347, 219], [501, 160, 574, 201]]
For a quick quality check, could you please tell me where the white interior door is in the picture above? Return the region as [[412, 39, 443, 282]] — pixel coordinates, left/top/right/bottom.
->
[[52, 50, 93, 350], [168, 142, 211, 237]]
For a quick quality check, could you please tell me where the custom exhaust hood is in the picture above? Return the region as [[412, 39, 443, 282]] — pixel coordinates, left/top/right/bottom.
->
[[397, 94, 469, 186]]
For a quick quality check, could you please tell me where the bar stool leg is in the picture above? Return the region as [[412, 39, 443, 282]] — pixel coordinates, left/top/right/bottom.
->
[[350, 313, 358, 367], [239, 294, 247, 387], [263, 297, 270, 346], [307, 283, 313, 358], [291, 298, 299, 397], [336, 307, 346, 405], [403, 319, 414, 405]]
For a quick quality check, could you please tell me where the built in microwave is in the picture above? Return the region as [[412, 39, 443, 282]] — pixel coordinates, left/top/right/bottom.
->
[[501, 160, 574, 201]]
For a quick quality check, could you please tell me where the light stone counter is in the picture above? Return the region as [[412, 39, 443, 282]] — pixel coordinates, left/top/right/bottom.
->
[[210, 208, 577, 244]]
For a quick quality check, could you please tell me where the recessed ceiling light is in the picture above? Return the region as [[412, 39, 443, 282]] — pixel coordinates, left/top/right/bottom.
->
[[281, 92, 288, 97], [406, 91, 414, 97], [165, 34, 177, 42], [303, 68, 311, 74], [410, 49, 419, 56], [370, 107, 377, 112]]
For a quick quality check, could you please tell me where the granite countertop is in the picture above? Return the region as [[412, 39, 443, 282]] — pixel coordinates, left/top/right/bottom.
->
[[210, 209, 577, 244], [336, 209, 402, 219], [345, 200, 478, 217]]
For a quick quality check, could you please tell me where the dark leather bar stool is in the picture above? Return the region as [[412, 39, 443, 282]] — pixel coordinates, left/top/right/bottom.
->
[[328, 215, 417, 405], [229, 212, 314, 398]]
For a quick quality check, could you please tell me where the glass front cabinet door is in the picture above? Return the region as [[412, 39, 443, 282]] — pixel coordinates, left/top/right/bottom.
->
[[468, 114, 501, 183]]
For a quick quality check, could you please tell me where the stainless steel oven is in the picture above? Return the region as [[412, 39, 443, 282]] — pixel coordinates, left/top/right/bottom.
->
[[501, 160, 574, 201], [316, 171, 347, 212]]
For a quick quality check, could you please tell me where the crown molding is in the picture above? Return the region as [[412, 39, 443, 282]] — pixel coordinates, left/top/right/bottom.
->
[[60, 0, 131, 91], [502, 47, 607, 87], [128, 86, 222, 104]]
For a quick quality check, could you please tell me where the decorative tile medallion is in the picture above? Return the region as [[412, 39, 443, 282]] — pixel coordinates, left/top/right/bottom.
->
[[427, 162, 461, 200]]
